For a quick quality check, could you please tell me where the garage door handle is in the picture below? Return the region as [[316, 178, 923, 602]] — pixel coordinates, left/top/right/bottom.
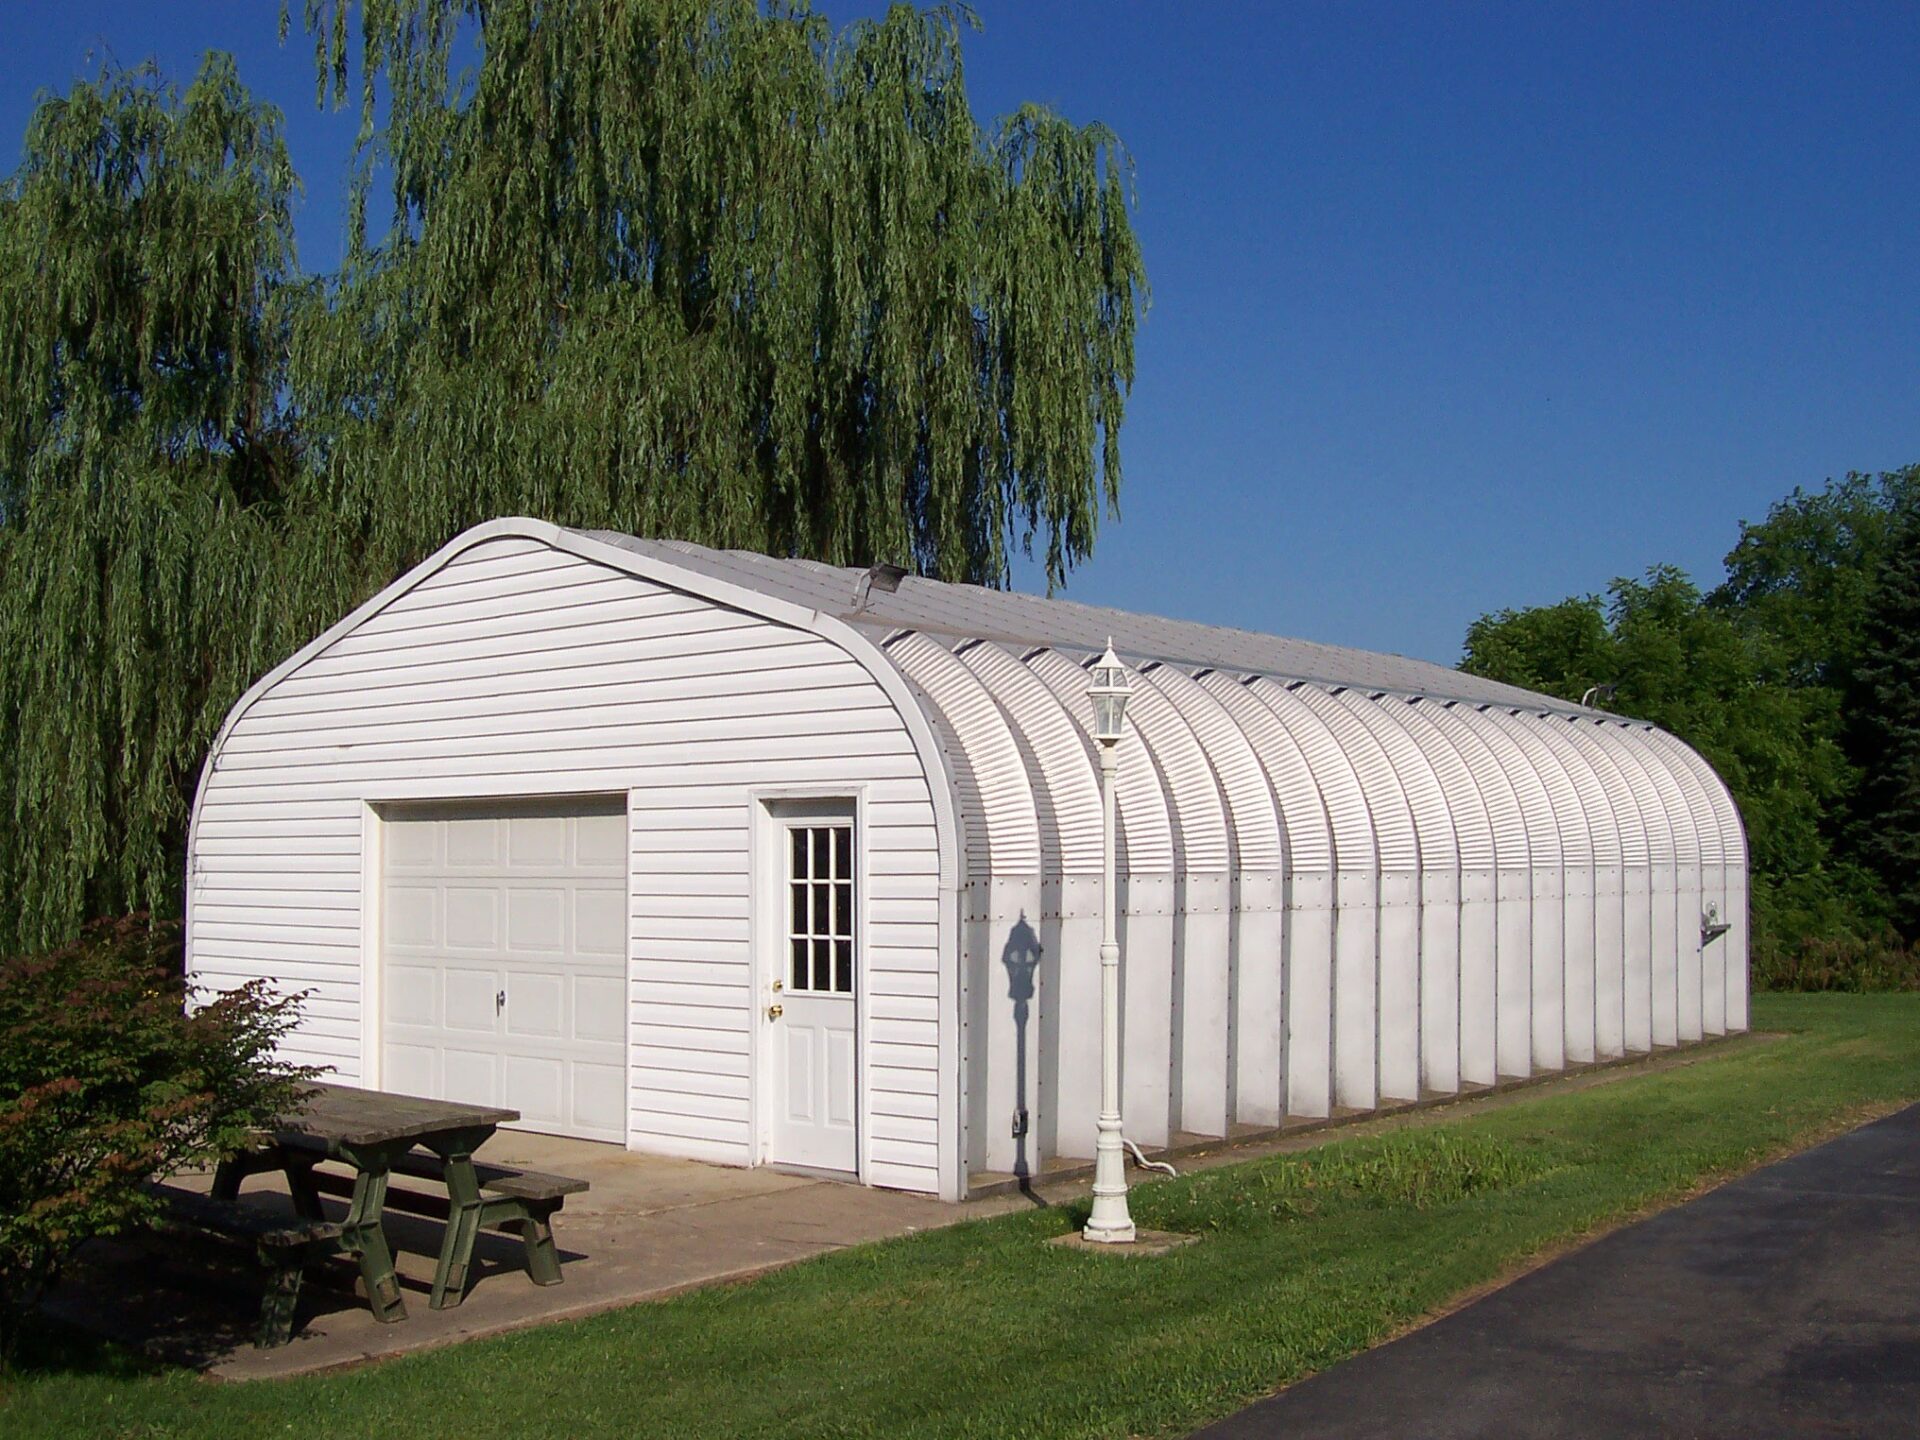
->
[[496, 989, 506, 1013]]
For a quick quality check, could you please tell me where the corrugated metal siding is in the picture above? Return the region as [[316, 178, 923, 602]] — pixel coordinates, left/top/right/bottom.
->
[[1390, 698, 1505, 867], [1141, 664, 1285, 873], [1487, 706, 1618, 868], [1335, 690, 1464, 866], [953, 639, 1104, 879], [1243, 676, 1379, 869], [1194, 671, 1335, 874], [1548, 715, 1652, 868], [1288, 684, 1420, 871], [189, 536, 946, 1193], [883, 632, 1041, 878], [1467, 704, 1588, 868]]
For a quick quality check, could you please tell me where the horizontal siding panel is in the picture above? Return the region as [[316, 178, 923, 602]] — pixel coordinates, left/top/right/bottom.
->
[[627, 1086, 748, 1124], [248, 650, 875, 725], [870, 1064, 939, 1096], [231, 680, 892, 749]]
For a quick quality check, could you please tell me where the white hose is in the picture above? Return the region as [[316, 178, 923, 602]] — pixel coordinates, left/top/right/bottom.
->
[[1124, 1138, 1177, 1177]]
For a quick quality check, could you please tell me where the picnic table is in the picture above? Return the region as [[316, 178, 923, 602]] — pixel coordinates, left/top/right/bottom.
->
[[213, 1083, 517, 1322]]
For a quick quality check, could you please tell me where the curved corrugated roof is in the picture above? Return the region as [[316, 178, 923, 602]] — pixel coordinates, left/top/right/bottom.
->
[[572, 531, 1737, 932]]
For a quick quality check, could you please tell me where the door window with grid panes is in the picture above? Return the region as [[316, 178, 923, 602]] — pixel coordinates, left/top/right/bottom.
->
[[788, 823, 854, 994]]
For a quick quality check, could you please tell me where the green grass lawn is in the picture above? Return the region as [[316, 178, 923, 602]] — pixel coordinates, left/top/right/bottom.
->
[[7, 992, 1919, 1439]]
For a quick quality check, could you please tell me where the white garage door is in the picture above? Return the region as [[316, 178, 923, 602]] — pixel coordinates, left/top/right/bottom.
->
[[380, 800, 628, 1142]]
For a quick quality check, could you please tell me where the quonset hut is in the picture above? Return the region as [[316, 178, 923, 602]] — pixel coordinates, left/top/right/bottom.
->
[[186, 519, 1748, 1200]]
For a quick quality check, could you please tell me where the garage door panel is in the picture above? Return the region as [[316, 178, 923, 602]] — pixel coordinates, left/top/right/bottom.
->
[[385, 885, 439, 945], [510, 815, 568, 867], [508, 971, 566, 1037], [575, 889, 626, 954], [575, 812, 626, 867], [386, 963, 439, 1027], [445, 888, 500, 948], [507, 888, 566, 951], [445, 816, 501, 866], [382, 802, 628, 1143], [575, 975, 624, 1042]]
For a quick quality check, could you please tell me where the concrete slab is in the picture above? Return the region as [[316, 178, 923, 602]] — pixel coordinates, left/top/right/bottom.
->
[[1197, 1100, 1920, 1439]]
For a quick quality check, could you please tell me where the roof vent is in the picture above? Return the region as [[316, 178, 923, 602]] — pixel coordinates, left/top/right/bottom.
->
[[853, 563, 910, 611]]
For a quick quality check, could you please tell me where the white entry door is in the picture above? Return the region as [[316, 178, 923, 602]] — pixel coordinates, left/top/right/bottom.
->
[[380, 800, 628, 1142], [768, 810, 859, 1175]]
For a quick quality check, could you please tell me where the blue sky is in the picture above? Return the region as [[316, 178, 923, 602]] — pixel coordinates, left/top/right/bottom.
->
[[3, 3, 1916, 664]]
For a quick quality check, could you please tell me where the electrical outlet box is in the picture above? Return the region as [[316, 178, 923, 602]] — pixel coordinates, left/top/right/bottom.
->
[[1011, 1108, 1029, 1138]]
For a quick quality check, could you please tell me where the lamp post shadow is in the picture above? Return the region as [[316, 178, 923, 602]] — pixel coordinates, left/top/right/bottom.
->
[[1002, 911, 1044, 1199]]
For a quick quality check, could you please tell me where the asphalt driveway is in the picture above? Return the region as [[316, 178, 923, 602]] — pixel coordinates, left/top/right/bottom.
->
[[1200, 1102, 1920, 1439]]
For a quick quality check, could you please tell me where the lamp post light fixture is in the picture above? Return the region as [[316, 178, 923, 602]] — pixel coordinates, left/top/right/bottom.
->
[[1083, 641, 1138, 1244]]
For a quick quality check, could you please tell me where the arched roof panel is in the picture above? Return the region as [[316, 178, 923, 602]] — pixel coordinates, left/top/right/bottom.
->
[[1621, 725, 1722, 867], [1331, 689, 1464, 867], [1456, 701, 1587, 868], [1437, 699, 1560, 868], [1479, 705, 1614, 868], [1241, 676, 1381, 871], [1590, 719, 1686, 866], [883, 631, 1042, 876], [952, 639, 1104, 877], [1390, 697, 1519, 871], [1533, 713, 1652, 867], [1643, 729, 1747, 868], [1142, 664, 1285, 873], [1195, 670, 1336, 874], [1283, 682, 1421, 871]]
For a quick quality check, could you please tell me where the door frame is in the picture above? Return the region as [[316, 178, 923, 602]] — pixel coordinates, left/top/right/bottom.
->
[[359, 791, 632, 1117], [749, 787, 869, 1182]]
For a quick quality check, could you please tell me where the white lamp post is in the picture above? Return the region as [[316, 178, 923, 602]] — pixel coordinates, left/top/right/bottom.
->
[[1083, 641, 1137, 1244]]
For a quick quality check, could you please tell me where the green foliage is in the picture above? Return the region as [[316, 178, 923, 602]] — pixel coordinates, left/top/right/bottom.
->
[[0, 57, 318, 954], [1461, 467, 1920, 983], [0, 915, 311, 1364], [1851, 489, 1920, 936], [0, 3, 1145, 953]]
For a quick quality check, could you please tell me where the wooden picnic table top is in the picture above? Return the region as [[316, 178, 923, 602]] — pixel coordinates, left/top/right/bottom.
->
[[275, 1082, 519, 1150]]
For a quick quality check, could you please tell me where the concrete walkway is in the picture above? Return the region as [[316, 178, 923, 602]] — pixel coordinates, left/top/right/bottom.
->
[[1199, 1102, 1920, 1440]]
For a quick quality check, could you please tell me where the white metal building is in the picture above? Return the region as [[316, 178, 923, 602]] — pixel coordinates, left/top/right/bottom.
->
[[186, 518, 1749, 1200]]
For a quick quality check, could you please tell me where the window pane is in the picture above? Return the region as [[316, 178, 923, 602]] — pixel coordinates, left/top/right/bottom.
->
[[812, 938, 831, 992], [834, 939, 852, 993], [790, 884, 807, 936], [834, 883, 853, 938], [791, 827, 808, 880], [812, 883, 829, 935], [790, 938, 808, 990], [834, 826, 851, 880], [811, 828, 830, 878]]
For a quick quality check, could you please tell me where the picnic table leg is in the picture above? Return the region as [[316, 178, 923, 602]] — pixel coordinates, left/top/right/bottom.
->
[[338, 1152, 407, 1324], [424, 1126, 496, 1310], [283, 1155, 327, 1223]]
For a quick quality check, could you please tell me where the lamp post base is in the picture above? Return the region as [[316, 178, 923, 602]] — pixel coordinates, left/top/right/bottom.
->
[[1052, 1228, 1199, 1256]]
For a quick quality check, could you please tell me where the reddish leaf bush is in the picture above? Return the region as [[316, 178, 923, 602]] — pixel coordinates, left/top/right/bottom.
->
[[0, 915, 311, 1363]]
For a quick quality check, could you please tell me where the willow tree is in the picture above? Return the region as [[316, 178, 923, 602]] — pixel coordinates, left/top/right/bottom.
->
[[0, 3, 1144, 950], [0, 58, 321, 952], [291, 0, 1144, 585]]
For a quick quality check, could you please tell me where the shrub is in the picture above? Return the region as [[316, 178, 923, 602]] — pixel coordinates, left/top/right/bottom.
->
[[1752, 927, 1920, 993], [0, 915, 311, 1365]]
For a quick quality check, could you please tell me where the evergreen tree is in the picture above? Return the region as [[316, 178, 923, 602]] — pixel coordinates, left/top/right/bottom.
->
[[1853, 492, 1920, 937]]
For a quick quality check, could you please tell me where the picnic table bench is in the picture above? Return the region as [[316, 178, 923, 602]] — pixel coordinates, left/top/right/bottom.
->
[[146, 1182, 346, 1348]]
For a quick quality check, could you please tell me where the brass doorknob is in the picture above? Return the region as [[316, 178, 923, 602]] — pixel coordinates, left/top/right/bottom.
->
[[767, 1003, 784, 1020]]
